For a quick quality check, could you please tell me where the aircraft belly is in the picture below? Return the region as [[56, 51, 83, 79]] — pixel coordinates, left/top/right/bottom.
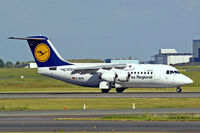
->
[[126, 78, 173, 88], [65, 72, 100, 87], [86, 74, 101, 87]]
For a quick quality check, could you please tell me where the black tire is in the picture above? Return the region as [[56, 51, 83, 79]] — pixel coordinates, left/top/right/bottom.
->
[[176, 87, 182, 93], [116, 88, 126, 93], [101, 89, 110, 93]]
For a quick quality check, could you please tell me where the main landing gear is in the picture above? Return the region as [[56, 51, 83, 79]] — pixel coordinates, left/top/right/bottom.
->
[[176, 87, 182, 93], [101, 88, 127, 93], [101, 89, 110, 93], [116, 88, 127, 93]]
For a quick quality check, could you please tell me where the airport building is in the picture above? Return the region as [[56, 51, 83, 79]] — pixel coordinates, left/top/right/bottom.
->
[[105, 57, 139, 64], [192, 40, 200, 62], [29, 63, 38, 68], [23, 63, 38, 68], [152, 49, 192, 65]]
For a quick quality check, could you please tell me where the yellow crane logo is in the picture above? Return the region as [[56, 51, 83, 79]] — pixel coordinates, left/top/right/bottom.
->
[[34, 43, 50, 62]]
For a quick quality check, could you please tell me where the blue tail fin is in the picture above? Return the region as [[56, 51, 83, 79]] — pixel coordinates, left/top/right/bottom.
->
[[9, 36, 73, 67]]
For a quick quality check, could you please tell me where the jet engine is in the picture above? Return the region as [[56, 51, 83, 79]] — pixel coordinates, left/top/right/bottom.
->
[[100, 73, 117, 82], [116, 72, 131, 82], [99, 72, 130, 82]]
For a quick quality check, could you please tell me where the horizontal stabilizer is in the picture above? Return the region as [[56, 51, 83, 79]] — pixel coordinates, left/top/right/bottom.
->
[[8, 37, 46, 41]]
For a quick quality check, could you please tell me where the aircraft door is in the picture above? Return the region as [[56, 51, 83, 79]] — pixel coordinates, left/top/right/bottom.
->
[[154, 69, 161, 80], [65, 71, 72, 79], [154, 69, 165, 81], [165, 70, 175, 84], [170, 70, 176, 84]]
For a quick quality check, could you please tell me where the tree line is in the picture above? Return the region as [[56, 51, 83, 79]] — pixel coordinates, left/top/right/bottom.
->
[[0, 58, 31, 68], [0, 58, 104, 68]]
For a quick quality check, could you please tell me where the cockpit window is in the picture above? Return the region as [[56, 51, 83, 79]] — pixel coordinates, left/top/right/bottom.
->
[[170, 71, 174, 74], [174, 71, 180, 74], [166, 70, 180, 74]]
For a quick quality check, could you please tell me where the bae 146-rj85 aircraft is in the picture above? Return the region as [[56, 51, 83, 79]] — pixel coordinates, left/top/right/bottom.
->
[[9, 36, 193, 93]]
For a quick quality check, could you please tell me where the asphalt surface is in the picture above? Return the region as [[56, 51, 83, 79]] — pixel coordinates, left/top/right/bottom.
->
[[0, 108, 200, 116], [1, 92, 200, 99], [0, 115, 200, 132]]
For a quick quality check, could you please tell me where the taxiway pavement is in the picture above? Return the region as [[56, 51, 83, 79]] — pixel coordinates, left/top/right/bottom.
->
[[0, 108, 199, 116], [0, 115, 200, 132], [0, 92, 200, 99]]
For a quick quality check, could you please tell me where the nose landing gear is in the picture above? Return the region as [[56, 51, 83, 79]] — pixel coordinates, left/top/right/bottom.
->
[[176, 87, 182, 93]]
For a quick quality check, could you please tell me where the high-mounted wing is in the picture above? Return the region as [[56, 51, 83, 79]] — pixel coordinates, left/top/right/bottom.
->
[[61, 63, 127, 74]]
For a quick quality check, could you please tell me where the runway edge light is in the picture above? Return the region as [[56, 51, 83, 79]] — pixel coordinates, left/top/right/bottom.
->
[[133, 103, 135, 109], [83, 104, 86, 110]]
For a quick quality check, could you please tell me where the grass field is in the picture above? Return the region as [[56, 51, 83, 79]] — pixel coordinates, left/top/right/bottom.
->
[[176, 65, 200, 70], [0, 68, 200, 93], [0, 98, 199, 111], [56, 114, 200, 121]]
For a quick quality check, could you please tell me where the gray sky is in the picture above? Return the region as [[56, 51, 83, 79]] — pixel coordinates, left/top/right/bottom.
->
[[1, 0, 200, 62]]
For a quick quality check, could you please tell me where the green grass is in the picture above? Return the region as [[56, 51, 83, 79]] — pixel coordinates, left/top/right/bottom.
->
[[56, 114, 200, 121], [0, 68, 40, 78], [0, 98, 199, 111], [175, 65, 200, 70], [0, 105, 29, 111], [102, 114, 200, 121]]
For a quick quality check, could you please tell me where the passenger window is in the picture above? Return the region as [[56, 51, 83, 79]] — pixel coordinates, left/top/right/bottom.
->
[[144, 72, 146, 74], [166, 70, 169, 74], [134, 72, 136, 74], [147, 72, 149, 74], [131, 72, 133, 74], [138, 72, 139, 74], [151, 72, 153, 74], [141, 72, 143, 74]]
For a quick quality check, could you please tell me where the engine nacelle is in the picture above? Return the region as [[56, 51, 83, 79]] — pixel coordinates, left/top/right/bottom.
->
[[100, 73, 117, 82], [116, 72, 131, 82]]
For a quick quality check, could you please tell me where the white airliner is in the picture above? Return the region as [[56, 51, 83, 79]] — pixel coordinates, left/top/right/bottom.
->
[[9, 36, 193, 93]]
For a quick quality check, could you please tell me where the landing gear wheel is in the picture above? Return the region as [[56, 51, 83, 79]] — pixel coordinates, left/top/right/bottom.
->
[[116, 88, 126, 93], [101, 89, 110, 93], [176, 87, 182, 93]]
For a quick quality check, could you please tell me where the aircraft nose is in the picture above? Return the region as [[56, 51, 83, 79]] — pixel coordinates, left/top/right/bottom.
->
[[182, 75, 193, 85], [187, 77, 193, 84]]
